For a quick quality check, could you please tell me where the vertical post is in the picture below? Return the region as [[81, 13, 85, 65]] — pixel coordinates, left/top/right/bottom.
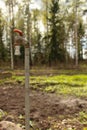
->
[[25, 46, 30, 130]]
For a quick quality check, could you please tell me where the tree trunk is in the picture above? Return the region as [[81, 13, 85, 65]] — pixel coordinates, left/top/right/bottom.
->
[[9, 3, 14, 70], [75, 0, 78, 67]]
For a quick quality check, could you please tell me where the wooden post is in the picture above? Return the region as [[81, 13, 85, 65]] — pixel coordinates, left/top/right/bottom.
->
[[25, 46, 30, 130]]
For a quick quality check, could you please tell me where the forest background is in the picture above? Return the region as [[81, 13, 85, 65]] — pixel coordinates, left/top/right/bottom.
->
[[0, 0, 87, 69]]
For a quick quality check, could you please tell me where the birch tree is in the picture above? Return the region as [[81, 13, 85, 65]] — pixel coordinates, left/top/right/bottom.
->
[[5, 0, 17, 69]]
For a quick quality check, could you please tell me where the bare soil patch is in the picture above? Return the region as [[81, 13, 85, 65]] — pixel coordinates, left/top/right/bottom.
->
[[0, 84, 87, 129]]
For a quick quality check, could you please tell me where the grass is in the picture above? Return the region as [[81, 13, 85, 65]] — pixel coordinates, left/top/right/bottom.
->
[[30, 75, 87, 97], [0, 71, 87, 97], [78, 111, 87, 123]]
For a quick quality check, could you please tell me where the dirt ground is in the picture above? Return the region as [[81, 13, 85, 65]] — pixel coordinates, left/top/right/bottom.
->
[[0, 84, 87, 129]]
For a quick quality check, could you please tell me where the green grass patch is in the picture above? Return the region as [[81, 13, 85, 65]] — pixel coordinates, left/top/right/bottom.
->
[[79, 111, 87, 123], [0, 73, 87, 97], [30, 75, 87, 97]]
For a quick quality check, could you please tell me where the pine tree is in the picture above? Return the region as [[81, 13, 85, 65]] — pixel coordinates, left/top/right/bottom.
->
[[48, 0, 66, 65]]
